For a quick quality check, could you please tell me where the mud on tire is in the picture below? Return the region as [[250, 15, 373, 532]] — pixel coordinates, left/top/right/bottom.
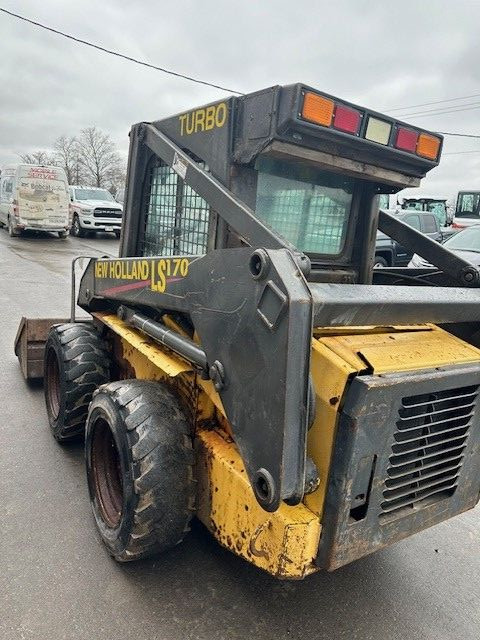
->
[[44, 323, 111, 442], [85, 380, 195, 562]]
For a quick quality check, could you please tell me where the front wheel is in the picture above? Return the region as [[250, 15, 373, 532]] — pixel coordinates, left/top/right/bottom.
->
[[58, 230, 68, 239], [85, 380, 195, 561], [44, 323, 111, 442], [71, 215, 85, 237]]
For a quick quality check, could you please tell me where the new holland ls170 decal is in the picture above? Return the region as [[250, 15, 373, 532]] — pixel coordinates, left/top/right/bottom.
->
[[94, 257, 196, 295]]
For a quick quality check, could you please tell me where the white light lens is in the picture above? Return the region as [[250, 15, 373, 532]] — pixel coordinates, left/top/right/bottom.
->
[[365, 117, 391, 145]]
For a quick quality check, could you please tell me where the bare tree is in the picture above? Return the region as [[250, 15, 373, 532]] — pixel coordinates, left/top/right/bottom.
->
[[19, 150, 57, 165], [105, 165, 127, 197], [77, 126, 123, 188], [54, 135, 84, 184]]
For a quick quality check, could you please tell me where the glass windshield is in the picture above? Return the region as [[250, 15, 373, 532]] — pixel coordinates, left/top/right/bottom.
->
[[255, 158, 354, 255], [74, 188, 114, 202], [427, 201, 447, 216], [444, 226, 480, 252], [403, 199, 447, 225]]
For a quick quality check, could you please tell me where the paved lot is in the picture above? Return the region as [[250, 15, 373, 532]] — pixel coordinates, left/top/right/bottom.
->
[[1, 229, 479, 640]]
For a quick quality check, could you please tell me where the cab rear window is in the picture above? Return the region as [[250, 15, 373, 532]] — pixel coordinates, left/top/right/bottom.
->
[[255, 158, 354, 256]]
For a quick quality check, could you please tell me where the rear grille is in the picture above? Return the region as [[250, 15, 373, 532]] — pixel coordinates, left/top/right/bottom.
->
[[93, 208, 122, 218], [380, 384, 478, 519]]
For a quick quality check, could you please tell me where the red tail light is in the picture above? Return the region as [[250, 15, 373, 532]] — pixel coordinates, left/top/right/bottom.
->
[[395, 127, 418, 152], [333, 104, 361, 134]]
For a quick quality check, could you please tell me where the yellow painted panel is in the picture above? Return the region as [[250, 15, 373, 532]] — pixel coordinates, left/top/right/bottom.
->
[[322, 325, 480, 374], [94, 312, 192, 377], [305, 341, 356, 517], [196, 429, 321, 579]]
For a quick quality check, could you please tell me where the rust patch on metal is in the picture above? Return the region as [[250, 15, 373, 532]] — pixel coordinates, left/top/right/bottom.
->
[[249, 522, 270, 559]]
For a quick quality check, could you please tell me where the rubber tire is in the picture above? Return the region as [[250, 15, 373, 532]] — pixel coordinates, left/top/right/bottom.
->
[[58, 230, 68, 239], [114, 230, 121, 239], [85, 380, 195, 562], [374, 255, 388, 268], [8, 217, 20, 237], [44, 323, 111, 442], [71, 215, 85, 238]]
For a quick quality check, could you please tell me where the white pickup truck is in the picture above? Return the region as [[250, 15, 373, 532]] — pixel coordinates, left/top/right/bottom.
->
[[69, 186, 123, 237]]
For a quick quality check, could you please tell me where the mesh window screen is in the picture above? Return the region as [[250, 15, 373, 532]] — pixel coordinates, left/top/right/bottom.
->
[[141, 161, 210, 256], [255, 157, 354, 255]]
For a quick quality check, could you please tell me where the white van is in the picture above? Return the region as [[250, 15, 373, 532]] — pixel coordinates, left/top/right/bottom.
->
[[0, 164, 70, 238]]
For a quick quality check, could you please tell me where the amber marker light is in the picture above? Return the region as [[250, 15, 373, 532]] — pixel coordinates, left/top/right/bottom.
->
[[417, 133, 441, 160], [301, 92, 335, 126]]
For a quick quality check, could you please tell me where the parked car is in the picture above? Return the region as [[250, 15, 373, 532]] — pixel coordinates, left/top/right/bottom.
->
[[451, 190, 480, 230], [0, 164, 69, 238], [69, 186, 123, 237], [409, 225, 480, 268], [374, 210, 442, 267]]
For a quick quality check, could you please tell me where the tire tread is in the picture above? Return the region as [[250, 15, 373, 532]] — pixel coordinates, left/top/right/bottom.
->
[[45, 323, 110, 441], [90, 380, 195, 561]]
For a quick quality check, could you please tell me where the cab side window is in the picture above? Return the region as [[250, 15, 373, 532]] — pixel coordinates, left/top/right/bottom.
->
[[404, 214, 421, 231], [458, 193, 479, 215], [422, 214, 438, 234], [1, 178, 13, 202], [140, 161, 210, 257]]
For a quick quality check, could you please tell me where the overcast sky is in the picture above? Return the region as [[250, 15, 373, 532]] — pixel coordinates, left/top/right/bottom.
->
[[1, 0, 480, 202]]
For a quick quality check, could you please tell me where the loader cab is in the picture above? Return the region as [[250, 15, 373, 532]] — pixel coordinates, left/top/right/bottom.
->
[[122, 84, 442, 285]]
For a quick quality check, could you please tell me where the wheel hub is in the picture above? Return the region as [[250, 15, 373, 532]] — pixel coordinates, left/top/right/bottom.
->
[[91, 418, 124, 528], [45, 348, 61, 420]]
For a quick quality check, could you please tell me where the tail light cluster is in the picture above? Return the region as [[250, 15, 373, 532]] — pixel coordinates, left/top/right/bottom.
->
[[299, 90, 442, 162]]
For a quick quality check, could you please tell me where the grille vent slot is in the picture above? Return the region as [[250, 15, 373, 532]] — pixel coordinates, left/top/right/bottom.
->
[[93, 208, 122, 218], [380, 384, 478, 520]]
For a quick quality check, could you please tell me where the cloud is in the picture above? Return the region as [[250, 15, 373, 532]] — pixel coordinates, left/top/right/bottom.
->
[[0, 0, 479, 200]]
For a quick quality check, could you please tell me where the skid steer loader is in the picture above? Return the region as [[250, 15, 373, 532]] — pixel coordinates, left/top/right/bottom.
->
[[15, 84, 480, 578]]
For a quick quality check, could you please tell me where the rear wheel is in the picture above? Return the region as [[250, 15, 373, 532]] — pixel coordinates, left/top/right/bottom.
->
[[44, 323, 111, 442], [374, 255, 388, 268], [114, 230, 121, 239], [8, 216, 20, 237], [85, 380, 195, 561], [71, 215, 85, 238]]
